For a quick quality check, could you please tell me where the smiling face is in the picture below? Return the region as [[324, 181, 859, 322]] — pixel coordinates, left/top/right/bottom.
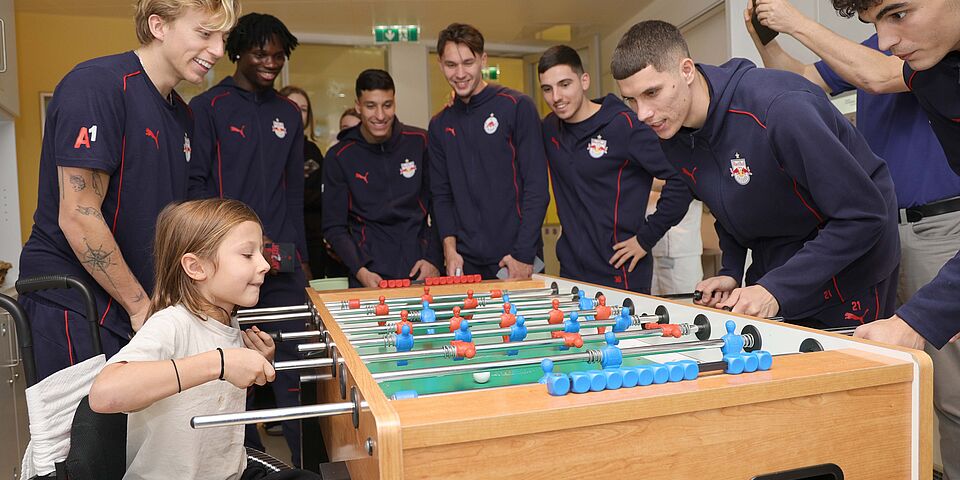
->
[[357, 89, 396, 143], [197, 220, 270, 313], [539, 64, 592, 122], [439, 41, 487, 100], [155, 7, 227, 85], [234, 34, 286, 91], [860, 0, 960, 70], [616, 59, 695, 139]]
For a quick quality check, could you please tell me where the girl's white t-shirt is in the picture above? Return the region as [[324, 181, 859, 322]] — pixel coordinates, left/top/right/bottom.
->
[[106, 304, 247, 480]]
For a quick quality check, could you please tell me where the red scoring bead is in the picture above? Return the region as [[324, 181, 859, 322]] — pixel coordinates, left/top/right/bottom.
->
[[378, 280, 388, 288], [490, 289, 502, 298], [348, 299, 361, 309]]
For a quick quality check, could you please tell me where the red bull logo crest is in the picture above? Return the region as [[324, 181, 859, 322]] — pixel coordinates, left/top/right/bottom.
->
[[729, 152, 752, 185]]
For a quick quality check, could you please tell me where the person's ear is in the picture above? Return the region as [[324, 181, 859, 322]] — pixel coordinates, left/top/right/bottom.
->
[[181, 253, 209, 281], [680, 57, 696, 86], [148, 14, 167, 42]]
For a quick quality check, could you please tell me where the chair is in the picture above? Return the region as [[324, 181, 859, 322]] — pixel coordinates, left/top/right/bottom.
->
[[11, 275, 126, 480]]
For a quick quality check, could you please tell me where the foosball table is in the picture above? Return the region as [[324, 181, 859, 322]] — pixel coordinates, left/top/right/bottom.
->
[[193, 275, 932, 479]]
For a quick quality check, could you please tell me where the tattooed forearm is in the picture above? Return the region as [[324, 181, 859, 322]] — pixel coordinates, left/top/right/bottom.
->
[[80, 239, 119, 291], [75, 205, 104, 221], [131, 291, 145, 304], [91, 173, 104, 197], [69, 175, 87, 192]]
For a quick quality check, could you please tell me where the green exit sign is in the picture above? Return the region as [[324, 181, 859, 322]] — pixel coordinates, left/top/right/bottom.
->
[[373, 25, 420, 43], [482, 66, 500, 80]]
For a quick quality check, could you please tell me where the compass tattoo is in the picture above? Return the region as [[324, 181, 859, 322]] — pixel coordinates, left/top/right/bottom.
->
[[80, 239, 119, 291]]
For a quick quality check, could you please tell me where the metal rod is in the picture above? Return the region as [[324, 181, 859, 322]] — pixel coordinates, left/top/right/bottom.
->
[[299, 373, 333, 383], [359, 329, 666, 363], [275, 357, 335, 371], [339, 302, 589, 335], [191, 401, 367, 429], [238, 304, 310, 316], [371, 339, 725, 382], [332, 297, 577, 324], [325, 286, 558, 311], [276, 330, 325, 342], [238, 311, 315, 325]]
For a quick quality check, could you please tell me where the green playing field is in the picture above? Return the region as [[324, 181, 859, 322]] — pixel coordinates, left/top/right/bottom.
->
[[354, 329, 692, 397]]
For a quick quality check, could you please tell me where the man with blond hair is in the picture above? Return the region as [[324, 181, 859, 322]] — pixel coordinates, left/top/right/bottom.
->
[[18, 0, 241, 381]]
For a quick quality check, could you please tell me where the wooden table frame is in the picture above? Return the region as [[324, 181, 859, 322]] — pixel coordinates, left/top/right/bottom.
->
[[308, 275, 931, 480]]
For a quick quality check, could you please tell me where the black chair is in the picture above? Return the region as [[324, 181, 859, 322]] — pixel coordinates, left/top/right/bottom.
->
[[10, 275, 127, 480]]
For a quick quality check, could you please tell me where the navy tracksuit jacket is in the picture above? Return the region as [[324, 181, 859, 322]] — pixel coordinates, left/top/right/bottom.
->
[[542, 94, 692, 293], [188, 76, 308, 308], [660, 59, 900, 325], [322, 119, 442, 282], [428, 85, 549, 272]]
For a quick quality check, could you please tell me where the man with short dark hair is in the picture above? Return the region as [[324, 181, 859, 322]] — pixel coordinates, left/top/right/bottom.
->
[[802, 0, 960, 352], [429, 23, 549, 280], [611, 20, 900, 328], [187, 12, 306, 466], [322, 69, 441, 288], [537, 45, 691, 292], [747, 2, 960, 473]]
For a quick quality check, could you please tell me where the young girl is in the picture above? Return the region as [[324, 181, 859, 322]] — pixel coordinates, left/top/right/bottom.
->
[[89, 198, 278, 479]]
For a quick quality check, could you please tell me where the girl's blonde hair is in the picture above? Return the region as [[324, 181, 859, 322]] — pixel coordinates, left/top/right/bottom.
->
[[148, 198, 262, 320], [134, 0, 241, 45]]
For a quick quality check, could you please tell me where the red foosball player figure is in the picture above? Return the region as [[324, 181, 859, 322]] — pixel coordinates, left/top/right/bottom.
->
[[449, 306, 466, 332], [499, 303, 517, 342]]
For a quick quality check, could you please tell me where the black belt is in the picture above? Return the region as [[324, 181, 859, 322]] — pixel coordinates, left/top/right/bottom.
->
[[901, 196, 960, 223]]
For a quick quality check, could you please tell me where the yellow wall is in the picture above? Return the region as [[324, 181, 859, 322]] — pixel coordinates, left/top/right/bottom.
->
[[13, 14, 559, 241], [14, 12, 139, 242]]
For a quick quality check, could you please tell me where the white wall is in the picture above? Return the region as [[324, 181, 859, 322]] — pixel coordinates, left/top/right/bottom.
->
[[600, 0, 878, 96], [0, 113, 19, 289], [387, 43, 431, 129], [725, 0, 876, 67]]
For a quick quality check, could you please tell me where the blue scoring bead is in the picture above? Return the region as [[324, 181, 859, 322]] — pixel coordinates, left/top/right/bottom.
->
[[755, 350, 773, 370], [665, 362, 685, 382], [569, 372, 591, 394], [619, 367, 639, 388], [635, 365, 654, 386], [602, 368, 623, 390], [546, 374, 571, 396], [724, 354, 745, 374], [586, 370, 606, 392]]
